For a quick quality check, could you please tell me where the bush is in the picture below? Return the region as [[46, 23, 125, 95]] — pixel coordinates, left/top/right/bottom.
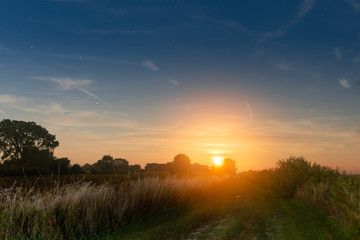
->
[[271, 156, 340, 198], [272, 156, 311, 198]]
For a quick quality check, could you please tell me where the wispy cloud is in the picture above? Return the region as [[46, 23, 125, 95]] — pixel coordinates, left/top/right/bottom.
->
[[245, 102, 254, 121], [30, 76, 130, 117], [334, 47, 343, 60], [273, 62, 297, 71], [168, 80, 179, 86], [0, 44, 14, 53], [339, 78, 351, 88], [348, 0, 360, 12], [298, 0, 318, 17], [47, 53, 159, 72], [0, 94, 21, 103], [31, 76, 92, 90], [258, 0, 317, 44], [270, 58, 323, 78], [141, 59, 159, 72]]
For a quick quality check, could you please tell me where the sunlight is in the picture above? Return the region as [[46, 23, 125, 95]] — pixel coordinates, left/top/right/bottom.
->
[[212, 156, 224, 166]]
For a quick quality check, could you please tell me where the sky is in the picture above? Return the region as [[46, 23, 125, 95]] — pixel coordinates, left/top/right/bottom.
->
[[0, 0, 360, 171]]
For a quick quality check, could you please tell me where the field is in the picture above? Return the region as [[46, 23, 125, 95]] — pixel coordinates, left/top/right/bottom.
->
[[0, 157, 359, 239]]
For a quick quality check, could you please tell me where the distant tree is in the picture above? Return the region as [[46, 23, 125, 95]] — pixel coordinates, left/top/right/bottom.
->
[[52, 157, 71, 174], [172, 154, 191, 173], [81, 163, 92, 172], [222, 158, 236, 175], [95, 155, 114, 173], [0, 119, 59, 171], [130, 164, 141, 172], [92, 155, 130, 174], [191, 163, 210, 175], [70, 164, 83, 174], [145, 162, 174, 172], [113, 158, 130, 173], [212, 158, 236, 175], [145, 163, 169, 172]]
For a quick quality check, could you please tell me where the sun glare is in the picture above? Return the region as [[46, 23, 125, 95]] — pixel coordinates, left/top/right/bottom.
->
[[213, 156, 224, 166]]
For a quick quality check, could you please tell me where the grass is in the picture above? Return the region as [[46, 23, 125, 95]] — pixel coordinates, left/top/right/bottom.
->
[[182, 180, 346, 240], [296, 174, 360, 239], [0, 175, 234, 239], [0, 157, 358, 239]]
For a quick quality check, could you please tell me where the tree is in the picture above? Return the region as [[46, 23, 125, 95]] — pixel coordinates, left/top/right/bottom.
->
[[94, 155, 114, 173], [70, 164, 83, 174], [92, 155, 130, 173], [222, 158, 237, 175], [52, 157, 71, 174], [0, 119, 59, 170], [212, 158, 236, 176], [172, 154, 191, 174]]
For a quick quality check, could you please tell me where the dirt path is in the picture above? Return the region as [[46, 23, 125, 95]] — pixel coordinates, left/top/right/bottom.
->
[[184, 191, 345, 240]]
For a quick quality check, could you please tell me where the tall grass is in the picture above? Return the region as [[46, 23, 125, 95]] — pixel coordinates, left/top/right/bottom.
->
[[0, 176, 231, 239], [296, 174, 360, 238], [266, 156, 360, 237]]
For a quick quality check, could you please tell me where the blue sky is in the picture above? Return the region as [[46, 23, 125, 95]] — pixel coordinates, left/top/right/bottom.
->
[[0, 0, 359, 171]]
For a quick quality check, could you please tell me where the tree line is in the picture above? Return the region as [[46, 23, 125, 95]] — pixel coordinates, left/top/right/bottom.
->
[[0, 119, 236, 176]]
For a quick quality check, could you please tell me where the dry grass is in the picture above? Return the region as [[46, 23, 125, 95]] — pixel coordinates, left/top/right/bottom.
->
[[0, 176, 230, 239]]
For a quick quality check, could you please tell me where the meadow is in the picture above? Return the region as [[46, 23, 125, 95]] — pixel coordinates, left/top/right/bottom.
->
[[0, 157, 359, 239]]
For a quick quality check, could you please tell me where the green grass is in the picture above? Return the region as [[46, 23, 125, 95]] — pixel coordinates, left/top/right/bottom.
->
[[182, 183, 347, 240]]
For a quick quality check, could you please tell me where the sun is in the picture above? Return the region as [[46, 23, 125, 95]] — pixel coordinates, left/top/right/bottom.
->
[[213, 156, 224, 166]]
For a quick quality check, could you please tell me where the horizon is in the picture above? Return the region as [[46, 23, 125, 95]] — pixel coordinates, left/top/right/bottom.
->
[[0, 0, 359, 172]]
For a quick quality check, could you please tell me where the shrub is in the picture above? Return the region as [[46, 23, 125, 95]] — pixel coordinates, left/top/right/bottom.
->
[[272, 156, 312, 198]]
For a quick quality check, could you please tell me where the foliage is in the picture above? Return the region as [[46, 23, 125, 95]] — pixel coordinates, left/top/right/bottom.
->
[[84, 155, 130, 174], [271, 156, 339, 198], [0, 119, 59, 175], [296, 174, 360, 239], [70, 164, 83, 174], [212, 158, 237, 176], [145, 154, 210, 175], [52, 157, 71, 174], [171, 153, 191, 173]]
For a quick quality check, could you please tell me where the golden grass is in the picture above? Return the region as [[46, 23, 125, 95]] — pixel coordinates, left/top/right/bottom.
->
[[0, 176, 231, 239]]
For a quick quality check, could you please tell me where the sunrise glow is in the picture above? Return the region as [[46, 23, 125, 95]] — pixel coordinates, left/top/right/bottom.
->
[[213, 156, 224, 166]]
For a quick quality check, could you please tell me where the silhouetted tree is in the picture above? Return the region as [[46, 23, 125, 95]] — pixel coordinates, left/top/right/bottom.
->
[[91, 155, 130, 173], [70, 164, 83, 174], [172, 154, 191, 174], [113, 158, 130, 173], [95, 155, 114, 173], [81, 163, 92, 172], [222, 158, 236, 175], [145, 163, 169, 172], [191, 163, 210, 175], [24, 147, 53, 174], [130, 164, 141, 172], [0, 119, 59, 170], [52, 157, 71, 174], [212, 158, 236, 175]]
